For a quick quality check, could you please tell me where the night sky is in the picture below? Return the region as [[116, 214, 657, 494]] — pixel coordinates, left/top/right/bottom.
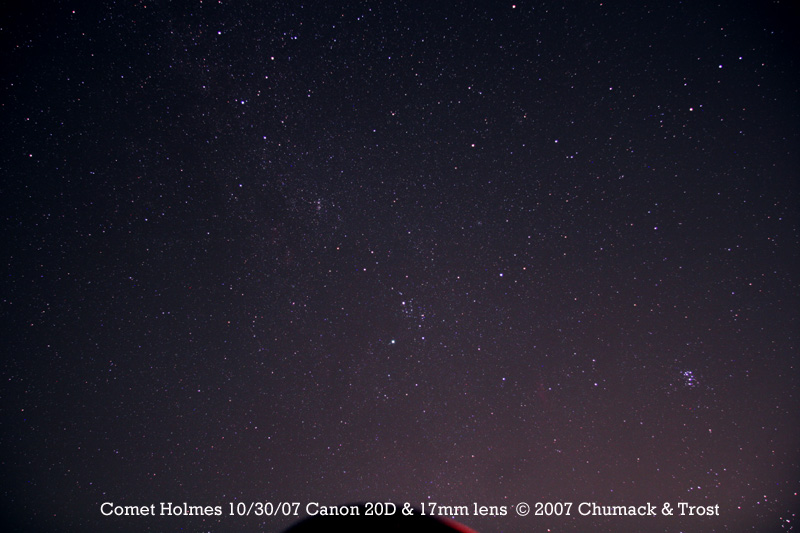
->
[[2, 1, 798, 532]]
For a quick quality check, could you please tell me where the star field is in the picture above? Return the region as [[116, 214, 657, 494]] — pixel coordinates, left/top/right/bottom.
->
[[1, 1, 798, 532]]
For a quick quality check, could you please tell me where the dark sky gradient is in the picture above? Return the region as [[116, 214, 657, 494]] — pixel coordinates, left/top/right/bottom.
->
[[2, 1, 798, 531]]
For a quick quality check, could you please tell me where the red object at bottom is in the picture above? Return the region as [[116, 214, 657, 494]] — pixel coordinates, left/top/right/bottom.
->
[[282, 504, 479, 533]]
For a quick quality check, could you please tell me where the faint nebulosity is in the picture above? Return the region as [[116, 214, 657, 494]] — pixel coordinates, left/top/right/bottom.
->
[[1, 1, 798, 532]]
